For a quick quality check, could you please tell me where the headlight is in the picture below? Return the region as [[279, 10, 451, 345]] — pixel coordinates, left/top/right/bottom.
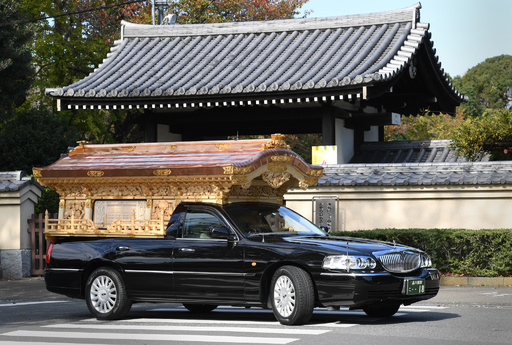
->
[[323, 255, 377, 270], [420, 253, 432, 268]]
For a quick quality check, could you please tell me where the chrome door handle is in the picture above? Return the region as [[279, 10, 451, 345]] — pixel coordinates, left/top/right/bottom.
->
[[116, 246, 131, 251], [178, 248, 195, 253]]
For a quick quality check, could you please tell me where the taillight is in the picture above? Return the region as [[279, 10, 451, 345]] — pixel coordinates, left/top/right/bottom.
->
[[46, 242, 54, 264]]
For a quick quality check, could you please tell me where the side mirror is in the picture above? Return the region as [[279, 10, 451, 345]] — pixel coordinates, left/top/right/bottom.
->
[[320, 225, 330, 233], [210, 226, 232, 240]]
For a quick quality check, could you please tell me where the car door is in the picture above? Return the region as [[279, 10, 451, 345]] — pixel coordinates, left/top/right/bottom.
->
[[112, 237, 174, 300], [173, 206, 245, 303]]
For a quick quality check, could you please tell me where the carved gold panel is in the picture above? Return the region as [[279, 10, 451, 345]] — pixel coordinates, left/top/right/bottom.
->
[[268, 163, 287, 172], [262, 171, 291, 189], [87, 170, 104, 177], [153, 169, 172, 176], [215, 143, 231, 150], [271, 156, 291, 163], [223, 166, 252, 175]]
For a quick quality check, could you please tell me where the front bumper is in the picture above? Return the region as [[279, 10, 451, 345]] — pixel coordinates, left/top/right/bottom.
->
[[315, 268, 440, 308]]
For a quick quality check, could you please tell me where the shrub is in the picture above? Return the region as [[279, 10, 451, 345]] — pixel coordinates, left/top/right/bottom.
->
[[330, 229, 512, 277]]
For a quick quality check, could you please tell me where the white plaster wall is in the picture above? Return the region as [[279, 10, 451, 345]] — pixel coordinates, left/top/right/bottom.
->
[[0, 186, 41, 250], [157, 124, 183, 142], [364, 126, 379, 142], [335, 119, 353, 164], [0, 202, 21, 250], [285, 185, 512, 231]]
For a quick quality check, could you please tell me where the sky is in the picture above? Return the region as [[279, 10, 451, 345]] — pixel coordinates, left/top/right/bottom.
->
[[299, 0, 512, 77]]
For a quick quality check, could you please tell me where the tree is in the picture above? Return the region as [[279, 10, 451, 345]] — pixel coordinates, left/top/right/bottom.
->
[[0, 107, 80, 173], [0, 0, 34, 123], [385, 111, 465, 142], [450, 109, 512, 161], [166, 0, 309, 24], [451, 55, 512, 117]]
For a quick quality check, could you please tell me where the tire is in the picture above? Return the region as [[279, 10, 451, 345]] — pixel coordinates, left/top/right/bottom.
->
[[183, 304, 218, 313], [362, 301, 400, 317], [85, 267, 132, 320], [270, 265, 314, 325]]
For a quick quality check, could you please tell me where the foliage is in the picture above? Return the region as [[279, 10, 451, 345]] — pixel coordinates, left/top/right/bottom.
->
[[449, 109, 512, 160], [330, 229, 512, 277], [167, 0, 310, 24], [385, 110, 465, 142], [0, 0, 34, 123], [284, 134, 322, 163], [385, 55, 512, 159], [35, 187, 60, 214], [451, 55, 512, 117], [15, 1, 152, 143], [0, 107, 80, 173]]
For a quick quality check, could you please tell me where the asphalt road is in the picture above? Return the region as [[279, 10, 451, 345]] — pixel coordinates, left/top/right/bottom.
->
[[0, 278, 511, 345]]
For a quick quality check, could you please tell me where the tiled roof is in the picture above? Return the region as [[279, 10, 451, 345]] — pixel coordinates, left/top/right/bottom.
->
[[350, 140, 490, 164], [46, 3, 464, 111], [0, 171, 41, 193], [319, 162, 512, 187], [34, 136, 323, 180]]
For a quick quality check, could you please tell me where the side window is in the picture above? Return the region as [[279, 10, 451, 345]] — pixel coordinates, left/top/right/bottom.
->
[[165, 210, 184, 238], [182, 210, 224, 239]]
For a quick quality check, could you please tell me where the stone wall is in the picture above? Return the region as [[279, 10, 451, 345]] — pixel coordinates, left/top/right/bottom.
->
[[0, 250, 31, 280]]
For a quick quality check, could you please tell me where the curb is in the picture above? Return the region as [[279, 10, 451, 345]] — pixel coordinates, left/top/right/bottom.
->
[[441, 276, 512, 287]]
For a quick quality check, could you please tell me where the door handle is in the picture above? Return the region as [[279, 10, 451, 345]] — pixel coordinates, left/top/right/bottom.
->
[[116, 246, 131, 251], [178, 248, 195, 253]]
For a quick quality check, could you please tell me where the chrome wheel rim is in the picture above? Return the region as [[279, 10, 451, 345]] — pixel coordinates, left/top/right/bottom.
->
[[90, 275, 117, 314], [273, 275, 296, 317]]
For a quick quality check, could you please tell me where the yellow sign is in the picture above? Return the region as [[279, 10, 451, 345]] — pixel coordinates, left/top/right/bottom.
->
[[312, 146, 337, 165]]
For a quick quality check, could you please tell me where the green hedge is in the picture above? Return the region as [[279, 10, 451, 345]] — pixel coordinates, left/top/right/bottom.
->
[[330, 229, 512, 277]]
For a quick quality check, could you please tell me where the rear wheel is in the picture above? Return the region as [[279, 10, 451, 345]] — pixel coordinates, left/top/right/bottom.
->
[[362, 301, 400, 317], [270, 265, 314, 325], [183, 304, 218, 313], [85, 267, 132, 320]]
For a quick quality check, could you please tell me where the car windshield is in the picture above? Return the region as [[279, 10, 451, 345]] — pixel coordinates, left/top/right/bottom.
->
[[223, 203, 327, 238]]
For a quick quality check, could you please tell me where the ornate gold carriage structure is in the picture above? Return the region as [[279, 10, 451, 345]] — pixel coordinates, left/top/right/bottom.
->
[[33, 134, 323, 238]]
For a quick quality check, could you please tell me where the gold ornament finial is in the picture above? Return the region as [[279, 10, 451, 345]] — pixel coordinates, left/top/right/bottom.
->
[[261, 133, 290, 151]]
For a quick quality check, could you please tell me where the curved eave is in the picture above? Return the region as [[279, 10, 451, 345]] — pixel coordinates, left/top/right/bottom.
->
[[33, 137, 323, 191]]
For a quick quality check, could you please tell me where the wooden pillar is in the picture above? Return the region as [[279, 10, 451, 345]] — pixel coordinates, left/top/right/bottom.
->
[[354, 126, 365, 153], [321, 105, 335, 145], [144, 111, 157, 142]]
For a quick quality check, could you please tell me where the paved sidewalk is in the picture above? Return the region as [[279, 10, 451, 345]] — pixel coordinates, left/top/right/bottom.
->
[[0, 277, 60, 303]]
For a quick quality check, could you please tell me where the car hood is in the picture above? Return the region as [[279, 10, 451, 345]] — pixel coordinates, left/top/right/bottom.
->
[[281, 235, 416, 256]]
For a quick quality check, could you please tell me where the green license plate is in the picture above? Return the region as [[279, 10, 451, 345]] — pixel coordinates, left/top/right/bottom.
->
[[403, 279, 426, 295]]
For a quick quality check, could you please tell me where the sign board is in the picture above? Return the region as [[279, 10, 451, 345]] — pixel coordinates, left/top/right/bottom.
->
[[93, 200, 146, 227], [312, 146, 337, 165], [312, 196, 339, 232]]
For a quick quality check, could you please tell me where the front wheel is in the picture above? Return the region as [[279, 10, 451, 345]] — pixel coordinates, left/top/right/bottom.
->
[[270, 265, 314, 325], [85, 267, 132, 320]]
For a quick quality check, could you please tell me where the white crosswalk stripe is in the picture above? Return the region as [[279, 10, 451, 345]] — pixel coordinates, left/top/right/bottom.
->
[[43, 323, 330, 335], [2, 330, 299, 344], [0, 305, 447, 344]]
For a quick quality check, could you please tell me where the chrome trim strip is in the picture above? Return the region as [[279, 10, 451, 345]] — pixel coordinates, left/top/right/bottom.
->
[[174, 271, 246, 277], [46, 268, 82, 272], [124, 270, 174, 275], [320, 271, 391, 277]]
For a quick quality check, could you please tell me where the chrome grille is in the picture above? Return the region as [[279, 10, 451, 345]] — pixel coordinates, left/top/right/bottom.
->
[[377, 251, 421, 273]]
